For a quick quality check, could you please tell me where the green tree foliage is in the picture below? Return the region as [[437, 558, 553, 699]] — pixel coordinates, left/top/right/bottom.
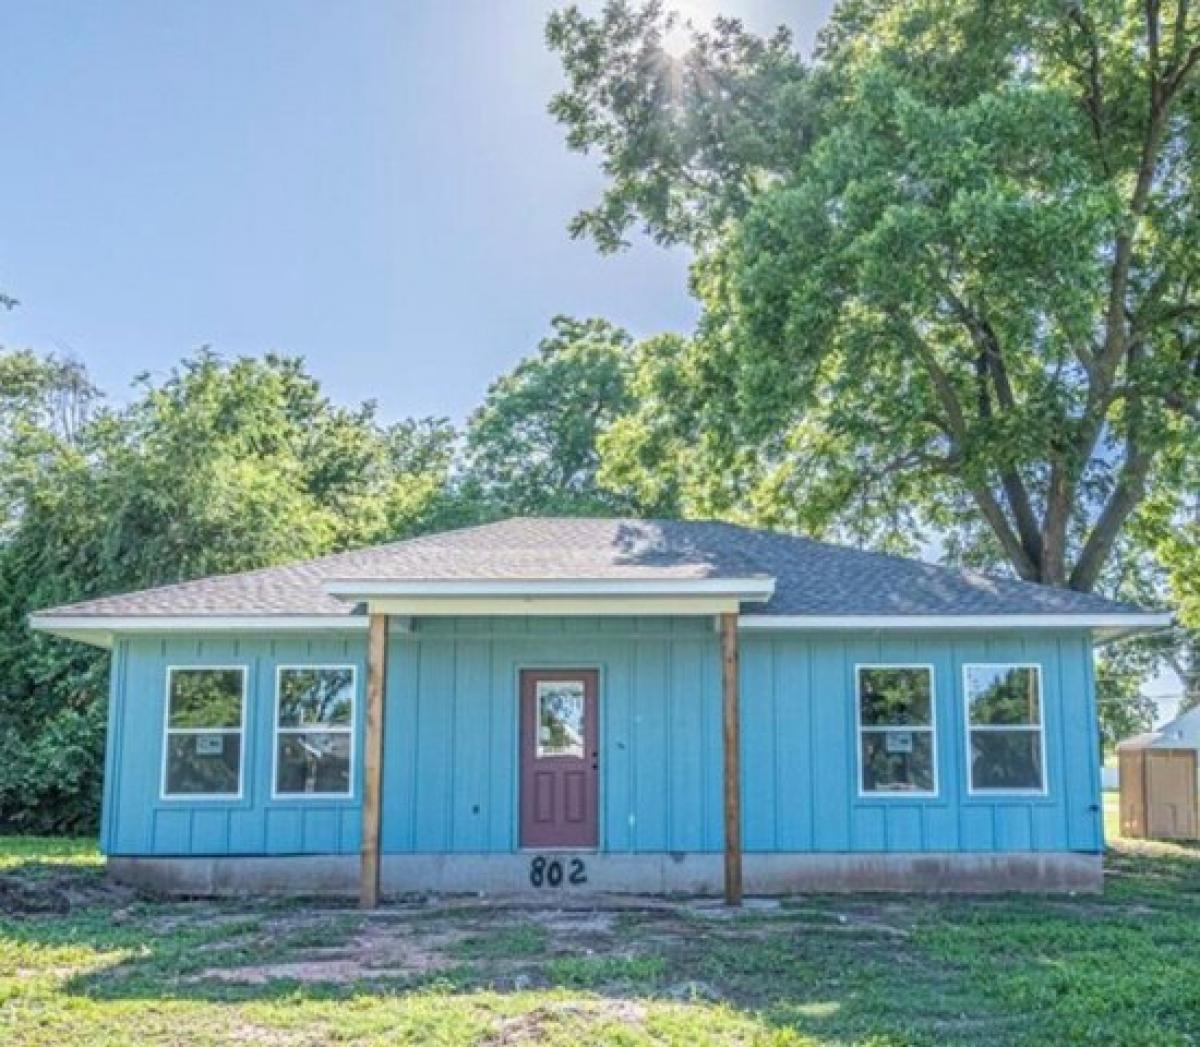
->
[[0, 313, 673, 830], [0, 350, 460, 832], [0, 350, 99, 531], [1095, 640, 1164, 751], [550, 0, 1200, 586], [1123, 432, 1200, 713], [462, 316, 646, 516]]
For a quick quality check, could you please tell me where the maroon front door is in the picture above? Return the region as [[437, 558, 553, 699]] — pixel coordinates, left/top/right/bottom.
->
[[520, 669, 598, 849]]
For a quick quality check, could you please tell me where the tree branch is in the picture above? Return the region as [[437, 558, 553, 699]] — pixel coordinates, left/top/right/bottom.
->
[[1172, 0, 1190, 65], [1070, 446, 1153, 591], [1146, 0, 1162, 83], [901, 320, 1040, 580], [1071, 342, 1154, 591], [1069, 5, 1113, 175], [1091, 3, 1200, 392], [942, 291, 1047, 571]]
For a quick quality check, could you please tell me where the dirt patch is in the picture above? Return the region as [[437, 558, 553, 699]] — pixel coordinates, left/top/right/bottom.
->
[[225, 1021, 315, 1045], [0, 868, 135, 916], [0, 873, 71, 915], [150, 908, 265, 935], [527, 910, 616, 937], [192, 922, 466, 984]]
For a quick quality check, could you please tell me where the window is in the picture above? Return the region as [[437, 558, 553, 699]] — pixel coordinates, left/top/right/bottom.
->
[[856, 665, 937, 795], [535, 679, 586, 758], [274, 666, 355, 797], [163, 667, 246, 798], [964, 664, 1045, 793]]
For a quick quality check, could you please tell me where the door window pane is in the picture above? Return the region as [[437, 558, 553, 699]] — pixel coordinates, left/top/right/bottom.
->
[[537, 680, 585, 758]]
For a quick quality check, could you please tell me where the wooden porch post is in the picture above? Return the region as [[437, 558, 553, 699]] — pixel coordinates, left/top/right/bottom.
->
[[361, 612, 388, 908], [720, 611, 743, 906]]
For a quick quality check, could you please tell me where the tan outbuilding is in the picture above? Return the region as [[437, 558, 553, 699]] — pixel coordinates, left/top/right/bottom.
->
[[1117, 708, 1200, 841]]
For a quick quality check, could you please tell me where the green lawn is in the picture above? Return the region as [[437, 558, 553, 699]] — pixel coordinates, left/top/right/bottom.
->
[[0, 818, 1197, 1045]]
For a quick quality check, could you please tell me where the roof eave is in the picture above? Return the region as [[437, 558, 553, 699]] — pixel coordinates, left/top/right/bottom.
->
[[29, 608, 1172, 649], [28, 613, 367, 648], [322, 577, 778, 602], [738, 612, 1173, 638]]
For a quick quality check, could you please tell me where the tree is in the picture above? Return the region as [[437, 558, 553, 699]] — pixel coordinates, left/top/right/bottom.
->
[[0, 350, 461, 832], [462, 316, 645, 516], [0, 350, 99, 531], [1095, 647, 1160, 752], [550, 0, 1200, 588], [1124, 433, 1200, 712]]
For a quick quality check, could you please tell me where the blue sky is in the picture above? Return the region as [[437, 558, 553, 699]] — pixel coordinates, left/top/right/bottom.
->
[[0, 2, 1183, 716], [0, 1, 831, 422]]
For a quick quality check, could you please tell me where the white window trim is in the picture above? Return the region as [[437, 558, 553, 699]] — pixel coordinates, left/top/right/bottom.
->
[[271, 664, 357, 801], [161, 665, 248, 801], [854, 663, 939, 799], [963, 662, 1049, 797]]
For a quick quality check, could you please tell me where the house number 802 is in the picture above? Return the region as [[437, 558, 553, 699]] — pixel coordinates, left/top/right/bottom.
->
[[529, 856, 586, 887]]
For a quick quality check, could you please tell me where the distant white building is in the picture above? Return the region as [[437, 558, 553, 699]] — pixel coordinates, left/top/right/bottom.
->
[[1124, 706, 1200, 753]]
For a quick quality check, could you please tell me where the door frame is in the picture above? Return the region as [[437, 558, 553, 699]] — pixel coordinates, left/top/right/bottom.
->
[[514, 662, 603, 851]]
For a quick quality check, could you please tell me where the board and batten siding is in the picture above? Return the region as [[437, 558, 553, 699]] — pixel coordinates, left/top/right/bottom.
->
[[101, 618, 1103, 857]]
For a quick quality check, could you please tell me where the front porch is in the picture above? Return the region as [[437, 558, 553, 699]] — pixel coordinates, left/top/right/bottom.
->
[[348, 580, 765, 908]]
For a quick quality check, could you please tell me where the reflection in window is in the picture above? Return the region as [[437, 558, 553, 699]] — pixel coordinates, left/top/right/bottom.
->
[[275, 667, 355, 796], [163, 667, 245, 797], [536, 680, 585, 758], [858, 666, 936, 794], [965, 665, 1044, 792]]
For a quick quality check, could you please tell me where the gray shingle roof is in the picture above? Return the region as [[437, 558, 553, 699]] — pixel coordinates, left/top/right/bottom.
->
[[37, 517, 1147, 620]]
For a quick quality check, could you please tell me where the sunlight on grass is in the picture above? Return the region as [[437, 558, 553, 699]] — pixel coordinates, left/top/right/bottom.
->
[[0, 837, 101, 872], [0, 938, 133, 981], [790, 1001, 841, 1019]]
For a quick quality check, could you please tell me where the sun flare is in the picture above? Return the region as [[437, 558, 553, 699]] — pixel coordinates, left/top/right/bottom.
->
[[661, 0, 723, 57]]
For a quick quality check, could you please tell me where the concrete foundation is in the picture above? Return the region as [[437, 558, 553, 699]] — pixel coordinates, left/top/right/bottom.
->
[[108, 850, 1103, 897]]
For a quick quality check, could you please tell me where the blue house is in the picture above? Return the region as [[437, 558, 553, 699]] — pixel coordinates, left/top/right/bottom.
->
[[30, 518, 1168, 903]]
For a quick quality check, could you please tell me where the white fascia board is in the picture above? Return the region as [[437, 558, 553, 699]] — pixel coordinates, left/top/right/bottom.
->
[[323, 577, 777, 602], [738, 612, 1174, 634], [29, 614, 369, 648]]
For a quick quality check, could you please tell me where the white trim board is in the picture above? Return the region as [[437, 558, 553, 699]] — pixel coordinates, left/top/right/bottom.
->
[[323, 577, 777, 600], [738, 613, 1172, 637], [28, 614, 373, 648], [29, 609, 1171, 649], [360, 595, 742, 617]]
